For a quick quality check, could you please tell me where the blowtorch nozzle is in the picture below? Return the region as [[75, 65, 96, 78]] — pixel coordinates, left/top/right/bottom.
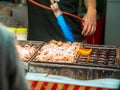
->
[[50, 1, 62, 17]]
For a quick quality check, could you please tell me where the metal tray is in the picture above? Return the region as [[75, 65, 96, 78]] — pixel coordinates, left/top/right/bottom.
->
[[28, 43, 120, 80], [77, 44, 119, 66], [31, 43, 120, 68], [16, 40, 45, 61], [29, 61, 120, 80], [32, 41, 80, 63], [16, 40, 45, 71]]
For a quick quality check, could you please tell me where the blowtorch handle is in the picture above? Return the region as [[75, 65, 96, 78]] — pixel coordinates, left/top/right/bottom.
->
[[50, 3, 62, 17]]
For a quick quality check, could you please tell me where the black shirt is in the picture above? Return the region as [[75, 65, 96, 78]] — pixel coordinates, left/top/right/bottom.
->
[[27, 0, 84, 42]]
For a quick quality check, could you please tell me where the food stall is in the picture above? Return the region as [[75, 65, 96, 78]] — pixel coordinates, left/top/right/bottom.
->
[[26, 73, 119, 90], [16, 40, 120, 90], [1, 0, 120, 89]]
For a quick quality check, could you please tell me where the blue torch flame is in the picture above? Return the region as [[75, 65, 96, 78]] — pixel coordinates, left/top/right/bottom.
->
[[56, 14, 75, 42]]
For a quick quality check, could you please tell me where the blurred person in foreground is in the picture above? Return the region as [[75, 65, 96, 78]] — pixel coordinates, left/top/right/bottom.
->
[[0, 24, 30, 90], [27, 0, 97, 42]]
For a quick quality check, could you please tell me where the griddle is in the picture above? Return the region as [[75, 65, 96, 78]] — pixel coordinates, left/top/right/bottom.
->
[[27, 41, 120, 80]]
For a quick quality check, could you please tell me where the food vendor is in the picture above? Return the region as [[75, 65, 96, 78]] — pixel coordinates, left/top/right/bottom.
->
[[27, 0, 97, 42]]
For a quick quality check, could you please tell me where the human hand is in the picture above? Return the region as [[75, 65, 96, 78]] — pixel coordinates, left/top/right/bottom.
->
[[82, 8, 97, 36]]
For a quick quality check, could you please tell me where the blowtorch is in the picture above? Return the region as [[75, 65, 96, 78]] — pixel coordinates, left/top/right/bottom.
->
[[50, 0, 75, 42]]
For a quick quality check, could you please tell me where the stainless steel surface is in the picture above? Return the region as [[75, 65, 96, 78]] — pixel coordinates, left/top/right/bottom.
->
[[19, 41, 120, 80]]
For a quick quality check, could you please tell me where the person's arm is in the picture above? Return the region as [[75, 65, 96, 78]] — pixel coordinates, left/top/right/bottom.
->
[[82, 0, 97, 36], [7, 31, 30, 90], [0, 24, 30, 90]]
